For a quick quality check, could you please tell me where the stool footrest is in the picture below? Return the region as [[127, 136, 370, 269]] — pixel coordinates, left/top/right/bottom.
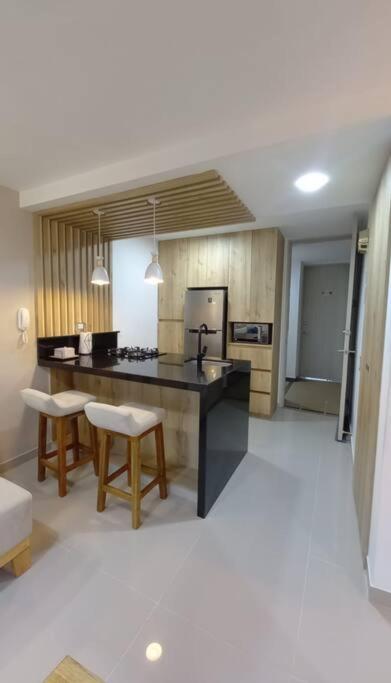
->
[[41, 453, 94, 474], [65, 454, 95, 472], [102, 475, 161, 501], [140, 476, 161, 499], [106, 463, 129, 484], [103, 484, 132, 502], [45, 442, 76, 459]]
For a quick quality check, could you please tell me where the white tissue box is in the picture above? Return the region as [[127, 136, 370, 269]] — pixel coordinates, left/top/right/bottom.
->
[[53, 347, 75, 359]]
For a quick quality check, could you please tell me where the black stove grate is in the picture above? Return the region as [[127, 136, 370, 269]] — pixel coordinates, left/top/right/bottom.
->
[[106, 346, 162, 361]]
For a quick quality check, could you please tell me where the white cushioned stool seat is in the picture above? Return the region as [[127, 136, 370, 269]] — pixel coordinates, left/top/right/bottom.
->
[[0, 477, 32, 557], [20, 388, 96, 417], [85, 401, 165, 437]]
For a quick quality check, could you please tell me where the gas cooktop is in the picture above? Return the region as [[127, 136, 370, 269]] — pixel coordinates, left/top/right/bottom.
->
[[106, 346, 164, 361]]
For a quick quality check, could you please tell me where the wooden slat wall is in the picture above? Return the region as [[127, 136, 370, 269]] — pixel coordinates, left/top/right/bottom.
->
[[353, 157, 391, 559], [35, 217, 112, 336]]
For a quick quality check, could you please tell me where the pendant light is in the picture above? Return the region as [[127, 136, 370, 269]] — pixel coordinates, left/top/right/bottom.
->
[[144, 197, 164, 284], [91, 208, 110, 285]]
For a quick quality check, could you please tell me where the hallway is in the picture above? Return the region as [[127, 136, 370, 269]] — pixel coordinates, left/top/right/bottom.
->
[[1, 409, 391, 682]]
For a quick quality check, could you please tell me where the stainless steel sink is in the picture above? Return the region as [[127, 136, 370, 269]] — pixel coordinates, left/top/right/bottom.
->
[[187, 359, 232, 367]]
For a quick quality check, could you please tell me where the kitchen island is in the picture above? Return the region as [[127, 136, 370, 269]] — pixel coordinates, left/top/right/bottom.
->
[[38, 334, 250, 517]]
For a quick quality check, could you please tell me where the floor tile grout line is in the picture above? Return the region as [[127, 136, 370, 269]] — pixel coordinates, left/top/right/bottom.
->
[[105, 601, 158, 681], [291, 444, 323, 672], [98, 567, 159, 606], [104, 520, 209, 681], [155, 530, 203, 607]]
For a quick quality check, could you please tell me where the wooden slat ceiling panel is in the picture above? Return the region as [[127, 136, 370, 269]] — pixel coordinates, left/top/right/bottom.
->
[[40, 170, 255, 241]]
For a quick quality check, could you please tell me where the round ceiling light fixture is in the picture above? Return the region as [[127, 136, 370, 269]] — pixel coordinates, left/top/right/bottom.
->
[[294, 171, 330, 193], [145, 642, 163, 662]]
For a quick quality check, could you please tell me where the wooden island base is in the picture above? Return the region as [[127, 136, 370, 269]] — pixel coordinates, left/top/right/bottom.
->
[[51, 368, 200, 470]]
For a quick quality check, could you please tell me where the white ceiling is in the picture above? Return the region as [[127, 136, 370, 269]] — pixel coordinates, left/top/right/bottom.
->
[[1, 0, 391, 239], [159, 118, 391, 240]]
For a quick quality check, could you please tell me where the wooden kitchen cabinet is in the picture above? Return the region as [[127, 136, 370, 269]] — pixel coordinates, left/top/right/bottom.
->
[[187, 235, 230, 288], [250, 229, 279, 322], [158, 227, 284, 417], [158, 320, 184, 353], [158, 239, 189, 320], [228, 229, 281, 323], [227, 343, 272, 370], [228, 231, 252, 321], [250, 369, 272, 393]]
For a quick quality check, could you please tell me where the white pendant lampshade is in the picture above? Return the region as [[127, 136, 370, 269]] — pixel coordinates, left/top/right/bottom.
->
[[144, 254, 164, 284], [91, 208, 110, 286], [144, 197, 164, 285]]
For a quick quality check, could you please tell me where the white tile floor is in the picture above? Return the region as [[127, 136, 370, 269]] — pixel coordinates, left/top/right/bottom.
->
[[2, 408, 391, 682]]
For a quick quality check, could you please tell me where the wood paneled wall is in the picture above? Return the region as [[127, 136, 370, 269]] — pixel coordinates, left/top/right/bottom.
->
[[158, 228, 284, 417], [353, 158, 391, 558], [34, 216, 112, 337]]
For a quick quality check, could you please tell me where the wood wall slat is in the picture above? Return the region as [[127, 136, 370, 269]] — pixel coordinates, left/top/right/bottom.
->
[[50, 221, 61, 335], [86, 231, 93, 328], [35, 221, 112, 336], [58, 222, 68, 333], [73, 227, 81, 324], [80, 229, 88, 324], [42, 218, 53, 335], [66, 225, 75, 331], [33, 215, 45, 336]]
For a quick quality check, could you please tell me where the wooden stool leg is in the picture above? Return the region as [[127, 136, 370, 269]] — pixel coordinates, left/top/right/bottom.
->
[[89, 424, 99, 476], [11, 542, 32, 577], [97, 432, 111, 512], [70, 417, 80, 462], [38, 413, 47, 482], [127, 439, 132, 487], [56, 417, 68, 497], [155, 423, 168, 499], [130, 438, 141, 529]]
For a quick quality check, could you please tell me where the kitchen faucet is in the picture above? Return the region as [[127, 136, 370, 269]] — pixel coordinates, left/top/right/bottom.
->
[[197, 323, 209, 370]]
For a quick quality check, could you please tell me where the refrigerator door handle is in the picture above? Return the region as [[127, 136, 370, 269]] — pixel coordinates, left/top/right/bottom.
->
[[188, 328, 218, 334]]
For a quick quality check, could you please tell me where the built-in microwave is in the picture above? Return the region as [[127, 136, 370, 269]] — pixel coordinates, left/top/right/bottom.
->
[[232, 322, 272, 345]]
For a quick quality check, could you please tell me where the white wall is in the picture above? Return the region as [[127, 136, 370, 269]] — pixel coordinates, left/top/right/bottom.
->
[[112, 237, 158, 348], [0, 186, 48, 468], [367, 253, 391, 594], [286, 259, 303, 377], [286, 239, 352, 378]]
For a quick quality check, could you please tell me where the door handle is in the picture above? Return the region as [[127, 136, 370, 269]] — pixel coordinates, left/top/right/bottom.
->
[[337, 349, 355, 354]]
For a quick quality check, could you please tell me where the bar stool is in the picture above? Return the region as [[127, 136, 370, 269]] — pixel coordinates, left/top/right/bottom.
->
[[20, 388, 99, 497], [84, 401, 168, 529]]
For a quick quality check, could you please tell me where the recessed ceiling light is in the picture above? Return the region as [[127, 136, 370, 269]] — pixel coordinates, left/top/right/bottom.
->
[[145, 642, 163, 662], [294, 172, 330, 193]]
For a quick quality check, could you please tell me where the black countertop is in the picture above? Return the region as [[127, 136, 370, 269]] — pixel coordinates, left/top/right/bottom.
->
[[38, 352, 250, 393]]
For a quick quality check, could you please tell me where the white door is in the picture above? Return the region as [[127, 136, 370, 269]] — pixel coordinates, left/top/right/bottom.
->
[[299, 263, 350, 380]]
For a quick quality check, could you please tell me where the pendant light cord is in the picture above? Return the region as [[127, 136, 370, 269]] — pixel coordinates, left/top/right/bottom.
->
[[98, 211, 101, 255], [153, 199, 156, 254]]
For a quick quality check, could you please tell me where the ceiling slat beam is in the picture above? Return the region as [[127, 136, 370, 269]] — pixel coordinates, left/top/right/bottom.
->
[[40, 170, 255, 239]]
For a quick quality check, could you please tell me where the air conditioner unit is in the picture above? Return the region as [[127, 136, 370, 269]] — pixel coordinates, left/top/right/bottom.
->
[[358, 229, 368, 254]]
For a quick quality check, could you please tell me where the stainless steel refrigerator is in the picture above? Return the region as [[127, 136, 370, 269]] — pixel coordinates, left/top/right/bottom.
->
[[184, 287, 228, 360]]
